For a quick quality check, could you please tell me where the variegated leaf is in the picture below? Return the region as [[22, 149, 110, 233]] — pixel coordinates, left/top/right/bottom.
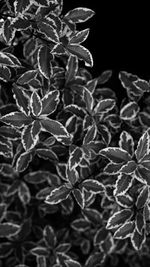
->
[[12, 16, 31, 30], [135, 130, 150, 163], [134, 78, 150, 92], [94, 99, 115, 114], [113, 221, 135, 239], [43, 225, 57, 248], [135, 211, 145, 235], [65, 259, 81, 267], [0, 222, 20, 237], [70, 28, 90, 44], [71, 218, 91, 232], [119, 131, 134, 157], [66, 166, 79, 185], [82, 179, 105, 194], [119, 161, 137, 174], [131, 228, 146, 250], [14, 0, 31, 14], [120, 101, 139, 120], [114, 173, 134, 196], [45, 185, 71, 205], [83, 124, 97, 145], [1, 112, 33, 128], [18, 181, 31, 205], [72, 188, 85, 209], [30, 91, 42, 117], [67, 44, 93, 67], [64, 104, 86, 118], [99, 147, 131, 163], [12, 84, 29, 115], [0, 51, 15, 66], [0, 65, 11, 82], [116, 194, 134, 208], [136, 185, 149, 209], [41, 118, 72, 144], [64, 7, 95, 23], [65, 55, 78, 84], [17, 70, 37, 85], [104, 162, 124, 175], [21, 123, 36, 151], [69, 147, 83, 170], [37, 45, 53, 79], [36, 148, 58, 162], [15, 150, 33, 172], [38, 21, 59, 43], [83, 87, 94, 113], [106, 209, 133, 230], [41, 90, 60, 116]]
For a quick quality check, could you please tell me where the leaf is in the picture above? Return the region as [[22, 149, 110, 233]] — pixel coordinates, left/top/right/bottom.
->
[[135, 211, 145, 235], [30, 246, 48, 257], [99, 147, 131, 163], [135, 130, 149, 163], [12, 16, 31, 30], [113, 221, 135, 239], [106, 209, 133, 230], [64, 104, 86, 118], [18, 181, 31, 205], [2, 19, 16, 44], [131, 228, 146, 250], [21, 123, 37, 151], [4, 52, 21, 66], [72, 188, 85, 209], [65, 55, 78, 83], [66, 166, 79, 185], [70, 28, 90, 44], [83, 87, 94, 113], [16, 150, 33, 172], [12, 84, 29, 115], [119, 131, 134, 157], [120, 101, 139, 120], [41, 90, 60, 116], [104, 162, 124, 175], [136, 185, 149, 209], [0, 125, 20, 140], [67, 44, 93, 67], [17, 70, 37, 85], [119, 161, 137, 174], [36, 148, 58, 162], [94, 99, 115, 114], [1, 112, 33, 128], [65, 259, 81, 267], [0, 139, 13, 158], [118, 71, 141, 97], [43, 225, 56, 248], [82, 179, 105, 194], [97, 70, 112, 84], [0, 222, 20, 237], [41, 118, 72, 144], [14, 0, 30, 14], [83, 208, 102, 225], [0, 203, 7, 222], [83, 124, 97, 145], [38, 21, 59, 43], [133, 78, 150, 92], [97, 124, 111, 145], [0, 51, 15, 66], [71, 218, 91, 232], [64, 7, 95, 23], [114, 173, 134, 195], [116, 194, 134, 208], [24, 170, 49, 184], [0, 65, 11, 82], [45, 185, 71, 205], [30, 92, 42, 117], [69, 147, 83, 170], [37, 45, 53, 79]]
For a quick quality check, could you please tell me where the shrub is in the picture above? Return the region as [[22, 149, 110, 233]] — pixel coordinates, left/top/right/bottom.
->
[[0, 1, 150, 267]]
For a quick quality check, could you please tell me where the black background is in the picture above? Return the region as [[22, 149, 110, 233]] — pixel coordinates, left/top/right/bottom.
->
[[63, 1, 150, 80]]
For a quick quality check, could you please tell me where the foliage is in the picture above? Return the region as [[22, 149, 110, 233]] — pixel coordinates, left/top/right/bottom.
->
[[0, 1, 150, 267]]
